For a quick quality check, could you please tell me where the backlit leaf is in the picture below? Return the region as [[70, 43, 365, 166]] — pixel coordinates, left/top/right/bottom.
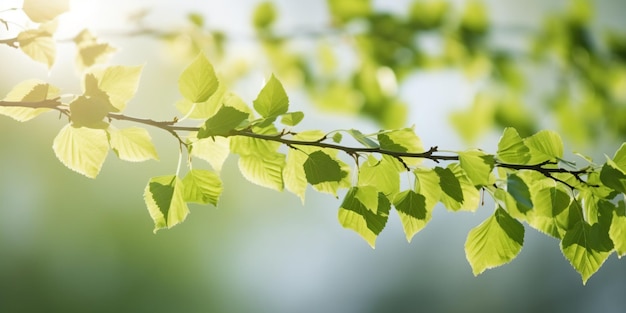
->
[[107, 126, 158, 162], [182, 169, 223, 206], [506, 174, 533, 214], [378, 127, 423, 166], [327, 0, 372, 24], [465, 207, 524, 275], [280, 111, 304, 126], [74, 30, 116, 70], [90, 65, 144, 112], [175, 83, 226, 119], [17, 21, 57, 68], [303, 150, 347, 184], [435, 166, 463, 209], [414, 168, 442, 210], [346, 129, 379, 148], [600, 161, 626, 194], [190, 136, 230, 172], [458, 149, 495, 186], [0, 80, 58, 121], [358, 155, 401, 197], [253, 74, 289, 118], [23, 0, 69, 23], [497, 127, 530, 164], [526, 186, 571, 238], [198, 106, 248, 138], [610, 204, 626, 258], [394, 190, 430, 242], [561, 220, 614, 284], [70, 74, 116, 128], [524, 130, 564, 163], [338, 187, 390, 248], [144, 175, 189, 233], [52, 124, 109, 178], [179, 53, 219, 103], [238, 153, 285, 191]]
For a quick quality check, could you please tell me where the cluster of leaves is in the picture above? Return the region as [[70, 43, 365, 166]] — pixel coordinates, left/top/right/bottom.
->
[[1, 0, 626, 284]]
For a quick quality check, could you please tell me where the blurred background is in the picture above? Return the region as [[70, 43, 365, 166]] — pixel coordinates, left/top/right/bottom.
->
[[1, 0, 626, 312]]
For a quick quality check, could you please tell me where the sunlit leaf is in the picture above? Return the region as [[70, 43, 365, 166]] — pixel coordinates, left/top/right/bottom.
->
[[238, 153, 285, 191], [198, 106, 248, 138], [561, 220, 614, 284], [280, 111, 304, 126], [610, 203, 626, 258], [253, 74, 289, 118], [378, 127, 423, 166], [346, 129, 379, 148], [394, 190, 430, 242], [338, 187, 390, 248], [0, 80, 58, 121], [524, 130, 564, 163], [327, 0, 372, 24], [497, 127, 530, 164], [414, 167, 442, 210], [458, 149, 495, 186], [107, 126, 158, 162], [179, 53, 219, 103], [52, 124, 109, 178], [70, 74, 116, 128], [176, 83, 226, 119], [526, 186, 571, 238], [17, 21, 57, 68], [303, 150, 347, 184], [144, 175, 189, 233], [600, 161, 626, 194], [23, 0, 69, 23], [506, 174, 533, 214], [74, 30, 116, 70], [465, 208, 524, 276], [182, 169, 223, 206], [190, 136, 230, 172], [90, 65, 144, 112], [358, 155, 401, 197]]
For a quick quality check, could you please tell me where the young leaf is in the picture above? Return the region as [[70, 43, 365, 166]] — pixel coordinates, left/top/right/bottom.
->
[[338, 187, 390, 248], [435, 166, 463, 205], [394, 190, 430, 242], [0, 80, 58, 122], [610, 206, 626, 258], [358, 155, 401, 197], [107, 127, 158, 162], [175, 83, 226, 119], [346, 129, 379, 148], [190, 137, 230, 172], [52, 124, 109, 178], [73, 30, 116, 70], [506, 174, 533, 214], [303, 150, 347, 184], [70, 74, 116, 128], [414, 168, 442, 210], [497, 127, 530, 164], [561, 221, 614, 284], [612, 143, 626, 171], [198, 106, 248, 138], [23, 0, 69, 23], [524, 130, 564, 163], [238, 153, 285, 191], [378, 127, 424, 166], [144, 175, 189, 233], [600, 161, 626, 194], [17, 21, 57, 68], [465, 207, 524, 276], [437, 164, 480, 212], [90, 65, 144, 112], [458, 149, 495, 186], [526, 186, 571, 238], [182, 169, 223, 206], [280, 111, 304, 126], [179, 54, 219, 103], [253, 74, 289, 118]]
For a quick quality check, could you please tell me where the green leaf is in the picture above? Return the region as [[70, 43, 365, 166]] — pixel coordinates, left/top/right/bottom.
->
[[70, 74, 116, 128], [612, 143, 626, 172], [144, 175, 189, 233], [198, 106, 248, 138], [280, 111, 304, 126], [610, 205, 626, 258], [90, 65, 144, 112], [17, 21, 57, 68], [176, 83, 227, 120], [338, 187, 390, 248], [346, 129, 379, 148], [179, 54, 219, 103], [394, 190, 430, 242], [526, 186, 571, 238], [458, 149, 495, 186], [600, 161, 626, 194], [23, 0, 69, 23], [52, 124, 109, 178], [497, 127, 530, 164], [74, 30, 116, 70], [414, 168, 442, 210], [327, 0, 372, 24], [332, 132, 343, 143], [182, 169, 223, 206], [190, 136, 230, 172], [238, 153, 285, 191], [0, 80, 58, 121], [252, 1, 276, 29], [253, 74, 289, 118], [465, 208, 524, 276], [561, 221, 614, 284], [107, 127, 158, 162], [303, 150, 347, 185], [506, 174, 533, 214], [524, 130, 564, 163], [358, 155, 401, 197], [378, 127, 424, 166], [435, 166, 463, 204]]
